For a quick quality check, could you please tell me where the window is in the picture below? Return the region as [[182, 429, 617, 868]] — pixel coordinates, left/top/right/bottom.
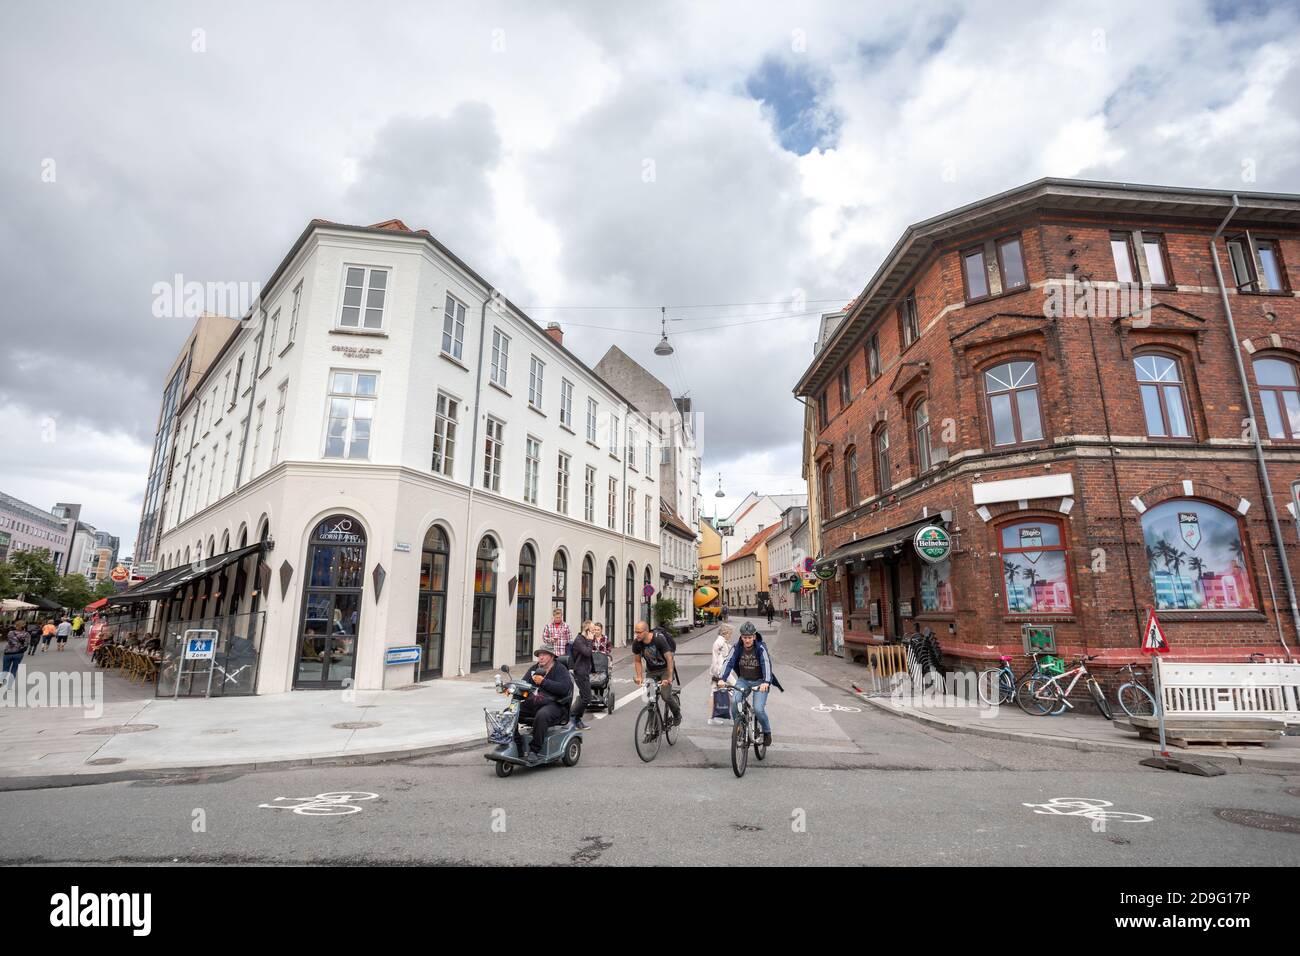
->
[[609, 413, 620, 456], [1110, 234, 1137, 283], [626, 564, 635, 643], [1227, 235, 1288, 293], [874, 427, 890, 495], [1254, 357, 1300, 440], [323, 370, 376, 459], [524, 437, 541, 504], [607, 477, 618, 529], [515, 544, 535, 663], [899, 294, 920, 348], [867, 334, 881, 381], [442, 294, 466, 359], [231, 355, 244, 405], [483, 418, 504, 491], [271, 380, 288, 464], [433, 392, 459, 476], [581, 556, 594, 624], [645, 494, 652, 540], [584, 465, 596, 522], [338, 266, 387, 329], [818, 390, 829, 427], [843, 447, 859, 509], [628, 427, 638, 470], [605, 560, 616, 636], [839, 364, 852, 405], [1112, 232, 1171, 287], [267, 308, 280, 357], [286, 280, 303, 348], [627, 487, 636, 535], [296, 515, 367, 688], [1141, 500, 1254, 611], [962, 247, 989, 300], [491, 329, 510, 387], [1134, 354, 1191, 438], [820, 465, 833, 519], [913, 399, 932, 472], [556, 452, 571, 514], [983, 360, 1043, 446], [558, 378, 574, 428], [250, 403, 265, 473], [471, 535, 497, 671], [552, 551, 567, 617], [418, 526, 449, 678], [528, 356, 544, 408], [999, 519, 1073, 614], [997, 235, 1027, 290], [919, 560, 954, 613], [586, 398, 598, 443], [646, 437, 652, 472]]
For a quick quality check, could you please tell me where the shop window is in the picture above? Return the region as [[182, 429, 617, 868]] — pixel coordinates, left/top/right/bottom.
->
[[625, 563, 635, 643], [295, 515, 366, 688], [516, 544, 535, 662], [471, 535, 498, 671], [1141, 500, 1254, 611], [983, 360, 1043, 447], [1253, 356, 1300, 440], [919, 560, 954, 613], [850, 570, 869, 612], [417, 526, 448, 678], [605, 560, 617, 637], [552, 550, 567, 618], [581, 555, 594, 624], [1134, 354, 1191, 438], [998, 518, 1072, 614]]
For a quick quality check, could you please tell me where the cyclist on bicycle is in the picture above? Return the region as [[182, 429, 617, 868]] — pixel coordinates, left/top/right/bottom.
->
[[716, 621, 783, 745], [632, 620, 680, 727]]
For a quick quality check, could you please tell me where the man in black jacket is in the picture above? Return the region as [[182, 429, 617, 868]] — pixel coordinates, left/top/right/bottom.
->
[[568, 627, 594, 731], [516, 646, 573, 765]]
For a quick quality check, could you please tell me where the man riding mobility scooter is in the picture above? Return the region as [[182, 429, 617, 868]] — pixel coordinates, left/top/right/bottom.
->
[[485, 646, 583, 777]]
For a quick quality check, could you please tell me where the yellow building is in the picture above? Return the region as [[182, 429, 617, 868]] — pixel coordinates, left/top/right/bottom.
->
[[721, 524, 778, 615], [697, 517, 723, 619]]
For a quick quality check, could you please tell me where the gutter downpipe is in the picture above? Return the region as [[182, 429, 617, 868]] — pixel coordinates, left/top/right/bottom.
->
[[457, 296, 491, 677], [1210, 195, 1297, 660]]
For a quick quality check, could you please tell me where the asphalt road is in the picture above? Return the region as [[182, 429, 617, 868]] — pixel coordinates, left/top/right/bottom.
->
[[2, 624, 1298, 865]]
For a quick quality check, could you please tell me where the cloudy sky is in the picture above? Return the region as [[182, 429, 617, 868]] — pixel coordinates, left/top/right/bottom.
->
[[3, 0, 1300, 555]]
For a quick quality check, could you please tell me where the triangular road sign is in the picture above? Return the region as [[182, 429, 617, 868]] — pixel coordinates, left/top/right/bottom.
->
[[1141, 607, 1169, 654]]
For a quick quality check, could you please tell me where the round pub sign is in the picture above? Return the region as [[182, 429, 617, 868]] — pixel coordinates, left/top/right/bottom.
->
[[913, 525, 952, 564], [109, 564, 130, 583]]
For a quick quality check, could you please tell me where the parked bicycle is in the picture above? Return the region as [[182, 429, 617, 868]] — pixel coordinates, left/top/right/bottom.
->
[[633, 677, 677, 763], [1114, 662, 1158, 719], [726, 682, 767, 778], [978, 651, 1065, 711], [1017, 654, 1113, 719]]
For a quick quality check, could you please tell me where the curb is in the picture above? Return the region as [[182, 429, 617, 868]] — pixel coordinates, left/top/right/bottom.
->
[[856, 695, 1300, 772]]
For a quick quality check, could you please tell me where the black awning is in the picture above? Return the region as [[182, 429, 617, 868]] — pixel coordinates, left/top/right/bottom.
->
[[29, 595, 62, 611], [108, 543, 264, 606], [815, 516, 938, 569]]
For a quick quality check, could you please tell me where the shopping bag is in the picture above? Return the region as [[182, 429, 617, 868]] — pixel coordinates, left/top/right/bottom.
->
[[712, 687, 732, 719]]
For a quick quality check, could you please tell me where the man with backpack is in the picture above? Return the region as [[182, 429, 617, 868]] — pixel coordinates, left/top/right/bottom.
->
[[632, 620, 680, 727]]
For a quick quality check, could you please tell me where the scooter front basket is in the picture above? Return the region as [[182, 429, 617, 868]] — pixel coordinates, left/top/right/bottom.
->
[[484, 708, 514, 745]]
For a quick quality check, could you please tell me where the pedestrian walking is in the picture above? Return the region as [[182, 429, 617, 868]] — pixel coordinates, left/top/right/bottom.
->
[[26, 620, 41, 656], [55, 617, 72, 650], [766, 604, 775, 625], [72, 615, 84, 639], [40, 619, 56, 652], [540, 607, 572, 658], [708, 623, 734, 724], [3, 623, 28, 685], [568, 620, 594, 731]]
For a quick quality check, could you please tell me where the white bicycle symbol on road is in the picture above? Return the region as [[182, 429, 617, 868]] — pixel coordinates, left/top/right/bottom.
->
[[259, 791, 379, 816], [811, 703, 862, 714], [1023, 797, 1153, 823]]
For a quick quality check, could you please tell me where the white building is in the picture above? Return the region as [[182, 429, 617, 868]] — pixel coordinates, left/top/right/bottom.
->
[[120, 218, 660, 694], [659, 500, 697, 630], [718, 492, 806, 561], [764, 505, 808, 620]]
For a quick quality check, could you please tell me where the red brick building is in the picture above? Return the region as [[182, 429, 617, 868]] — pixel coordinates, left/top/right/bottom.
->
[[794, 179, 1300, 678]]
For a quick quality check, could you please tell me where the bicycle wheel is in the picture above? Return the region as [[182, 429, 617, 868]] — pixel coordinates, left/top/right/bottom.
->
[[1016, 675, 1059, 716], [1117, 682, 1157, 719], [999, 672, 1017, 705], [663, 700, 677, 746], [730, 718, 749, 778], [634, 704, 661, 763], [977, 668, 1003, 706], [753, 716, 767, 761], [1088, 679, 1114, 720]]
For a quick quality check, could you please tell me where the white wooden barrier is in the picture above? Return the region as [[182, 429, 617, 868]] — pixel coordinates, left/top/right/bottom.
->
[[1157, 659, 1300, 723]]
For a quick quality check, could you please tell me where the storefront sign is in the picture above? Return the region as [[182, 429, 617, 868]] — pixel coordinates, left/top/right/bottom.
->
[[384, 645, 422, 666], [814, 564, 836, 581], [110, 564, 130, 583], [315, 516, 365, 544], [913, 525, 953, 564], [898, 600, 913, 618], [134, 562, 157, 578], [1019, 527, 1044, 549], [331, 344, 384, 360]]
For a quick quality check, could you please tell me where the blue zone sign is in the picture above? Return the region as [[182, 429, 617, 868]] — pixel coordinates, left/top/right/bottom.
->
[[385, 645, 422, 666]]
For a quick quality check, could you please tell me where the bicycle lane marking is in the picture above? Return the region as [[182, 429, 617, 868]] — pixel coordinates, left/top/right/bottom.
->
[[1023, 797, 1154, 824], [259, 791, 379, 817]]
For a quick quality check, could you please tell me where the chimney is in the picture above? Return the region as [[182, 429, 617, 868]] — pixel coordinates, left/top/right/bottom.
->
[[545, 322, 563, 346]]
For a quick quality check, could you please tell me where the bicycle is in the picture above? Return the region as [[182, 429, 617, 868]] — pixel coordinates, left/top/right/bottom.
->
[[1115, 662, 1158, 719], [633, 676, 678, 763], [978, 652, 1064, 711], [1016, 654, 1113, 720], [723, 681, 768, 778]]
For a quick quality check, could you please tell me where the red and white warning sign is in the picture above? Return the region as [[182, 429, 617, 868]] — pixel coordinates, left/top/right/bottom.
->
[[1141, 607, 1169, 654]]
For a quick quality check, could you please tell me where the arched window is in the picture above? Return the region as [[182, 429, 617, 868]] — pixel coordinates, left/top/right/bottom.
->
[[471, 535, 498, 671], [1134, 354, 1191, 438], [874, 426, 891, 495], [417, 526, 449, 678], [642, 565, 653, 624], [581, 555, 594, 624], [238, 525, 248, 548], [516, 544, 536, 662], [1141, 500, 1254, 611], [843, 447, 859, 509], [220, 530, 230, 553], [604, 559, 616, 638], [913, 399, 932, 472], [625, 563, 636, 643], [295, 515, 366, 688], [820, 463, 834, 518], [984, 360, 1043, 447], [997, 517, 1072, 614], [1253, 356, 1300, 440], [552, 550, 568, 620]]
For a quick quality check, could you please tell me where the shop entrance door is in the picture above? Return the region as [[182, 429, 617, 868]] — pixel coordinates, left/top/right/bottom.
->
[[295, 515, 366, 689]]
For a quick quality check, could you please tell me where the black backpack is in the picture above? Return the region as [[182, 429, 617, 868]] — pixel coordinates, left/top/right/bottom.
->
[[654, 626, 676, 653]]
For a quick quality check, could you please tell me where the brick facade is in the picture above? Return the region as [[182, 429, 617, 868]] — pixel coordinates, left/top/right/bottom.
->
[[796, 181, 1300, 681]]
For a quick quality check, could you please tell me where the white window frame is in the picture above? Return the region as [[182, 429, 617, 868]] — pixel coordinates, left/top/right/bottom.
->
[[560, 379, 574, 428], [442, 293, 467, 360], [528, 355, 545, 408], [491, 329, 511, 388], [433, 391, 459, 477], [271, 379, 288, 464], [524, 436, 541, 505], [586, 398, 598, 443], [267, 308, 281, 358], [627, 487, 636, 535], [322, 369, 378, 460], [286, 279, 304, 349], [629, 427, 638, 471], [608, 477, 618, 530], [609, 413, 620, 456], [556, 452, 571, 514], [584, 465, 596, 523], [337, 264, 389, 330]]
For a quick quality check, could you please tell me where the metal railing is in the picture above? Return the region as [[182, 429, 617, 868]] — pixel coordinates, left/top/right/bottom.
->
[[154, 611, 265, 697]]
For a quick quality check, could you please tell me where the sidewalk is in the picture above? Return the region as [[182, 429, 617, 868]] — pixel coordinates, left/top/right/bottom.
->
[[751, 615, 1300, 772], [0, 627, 711, 786]]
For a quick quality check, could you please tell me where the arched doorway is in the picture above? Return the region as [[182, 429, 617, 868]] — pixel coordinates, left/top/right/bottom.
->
[[552, 550, 568, 620], [581, 554, 594, 624], [516, 544, 536, 662], [471, 535, 497, 671], [643, 565, 653, 625], [416, 526, 449, 679], [295, 514, 366, 689], [625, 562, 635, 644], [604, 559, 616, 638]]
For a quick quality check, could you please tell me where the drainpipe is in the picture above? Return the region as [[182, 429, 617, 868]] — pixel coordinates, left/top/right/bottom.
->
[[456, 296, 491, 677], [1210, 195, 1298, 660]]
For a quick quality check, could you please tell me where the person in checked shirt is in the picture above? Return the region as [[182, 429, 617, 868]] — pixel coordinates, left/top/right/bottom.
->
[[541, 607, 572, 658]]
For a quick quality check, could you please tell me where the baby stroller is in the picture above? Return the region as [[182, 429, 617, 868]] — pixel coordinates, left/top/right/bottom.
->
[[588, 651, 617, 712]]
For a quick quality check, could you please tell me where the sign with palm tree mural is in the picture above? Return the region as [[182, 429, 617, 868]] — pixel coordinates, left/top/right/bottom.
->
[[999, 520, 1072, 613], [1141, 500, 1253, 611]]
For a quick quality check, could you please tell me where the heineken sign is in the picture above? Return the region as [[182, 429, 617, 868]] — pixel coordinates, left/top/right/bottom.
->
[[814, 564, 836, 581], [913, 525, 952, 564]]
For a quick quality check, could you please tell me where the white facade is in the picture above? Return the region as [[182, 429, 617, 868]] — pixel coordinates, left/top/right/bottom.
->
[[659, 504, 697, 629], [151, 220, 660, 693], [719, 492, 806, 561]]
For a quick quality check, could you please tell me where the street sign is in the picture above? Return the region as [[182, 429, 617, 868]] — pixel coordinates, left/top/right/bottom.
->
[[384, 645, 421, 665], [913, 525, 953, 564], [643, 584, 655, 599], [1141, 607, 1169, 654], [184, 635, 216, 660]]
